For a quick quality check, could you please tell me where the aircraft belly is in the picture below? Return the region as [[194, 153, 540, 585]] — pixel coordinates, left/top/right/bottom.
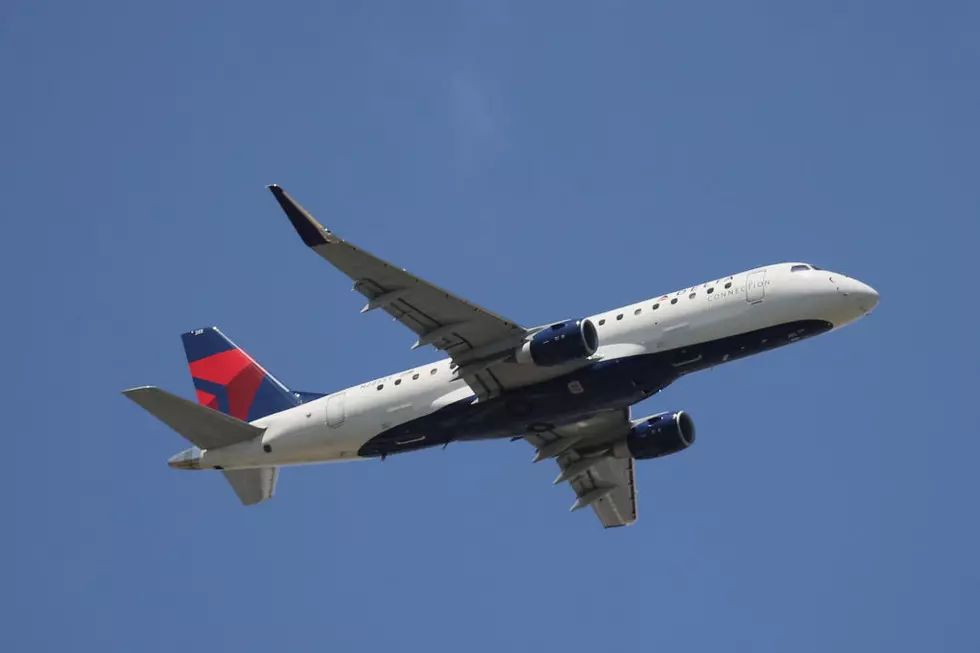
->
[[356, 319, 833, 459]]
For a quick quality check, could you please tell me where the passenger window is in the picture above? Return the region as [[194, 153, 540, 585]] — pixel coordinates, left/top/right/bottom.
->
[[616, 314, 623, 320], [377, 384, 383, 391], [412, 373, 420, 380], [689, 292, 696, 299], [598, 318, 606, 326], [707, 288, 714, 294], [670, 298, 678, 305], [725, 282, 732, 289], [634, 308, 641, 316], [430, 368, 437, 375], [653, 303, 659, 310], [394, 379, 401, 386]]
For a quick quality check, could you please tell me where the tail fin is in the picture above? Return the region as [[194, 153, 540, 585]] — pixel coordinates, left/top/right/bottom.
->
[[181, 327, 300, 422]]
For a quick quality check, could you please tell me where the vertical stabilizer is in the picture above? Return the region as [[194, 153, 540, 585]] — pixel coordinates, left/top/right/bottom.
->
[[181, 327, 300, 421]]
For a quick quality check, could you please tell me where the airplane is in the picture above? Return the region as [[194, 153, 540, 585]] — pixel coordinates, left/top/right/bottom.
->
[[123, 185, 879, 528]]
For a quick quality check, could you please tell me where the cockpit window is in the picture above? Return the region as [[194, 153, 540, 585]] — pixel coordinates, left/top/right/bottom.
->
[[791, 264, 811, 272]]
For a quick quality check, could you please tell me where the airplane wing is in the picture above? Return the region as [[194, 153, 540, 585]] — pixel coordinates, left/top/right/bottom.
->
[[524, 408, 639, 528], [268, 185, 539, 398]]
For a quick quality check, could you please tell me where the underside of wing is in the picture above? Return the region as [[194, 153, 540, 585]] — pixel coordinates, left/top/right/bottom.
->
[[524, 408, 639, 528], [564, 453, 637, 528]]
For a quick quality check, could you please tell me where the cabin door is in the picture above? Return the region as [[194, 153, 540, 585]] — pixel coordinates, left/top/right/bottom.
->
[[326, 392, 346, 427], [746, 270, 766, 304]]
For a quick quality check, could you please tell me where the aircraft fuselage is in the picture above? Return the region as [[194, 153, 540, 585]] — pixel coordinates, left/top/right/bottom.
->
[[180, 262, 877, 471]]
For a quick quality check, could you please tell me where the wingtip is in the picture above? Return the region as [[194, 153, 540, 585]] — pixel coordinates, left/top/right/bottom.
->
[[266, 184, 329, 247]]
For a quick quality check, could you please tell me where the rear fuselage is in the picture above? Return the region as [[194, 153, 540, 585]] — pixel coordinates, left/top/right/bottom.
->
[[191, 262, 877, 470]]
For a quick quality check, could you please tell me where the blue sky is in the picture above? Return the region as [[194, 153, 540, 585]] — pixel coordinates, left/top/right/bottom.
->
[[4, 1, 979, 650]]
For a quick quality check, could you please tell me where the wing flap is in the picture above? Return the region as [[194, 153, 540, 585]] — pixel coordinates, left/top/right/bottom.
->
[[123, 386, 264, 450], [567, 455, 637, 527], [526, 408, 638, 528]]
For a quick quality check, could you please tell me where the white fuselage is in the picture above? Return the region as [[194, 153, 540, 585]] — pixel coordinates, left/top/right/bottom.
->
[[196, 262, 877, 470]]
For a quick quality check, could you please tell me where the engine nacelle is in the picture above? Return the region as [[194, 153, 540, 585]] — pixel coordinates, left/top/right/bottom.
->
[[515, 319, 599, 367], [613, 411, 696, 460]]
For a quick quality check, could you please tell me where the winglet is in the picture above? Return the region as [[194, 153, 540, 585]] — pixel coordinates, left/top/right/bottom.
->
[[266, 184, 330, 247]]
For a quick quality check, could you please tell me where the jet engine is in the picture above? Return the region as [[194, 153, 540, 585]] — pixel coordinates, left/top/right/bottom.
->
[[515, 319, 599, 367], [613, 411, 696, 460]]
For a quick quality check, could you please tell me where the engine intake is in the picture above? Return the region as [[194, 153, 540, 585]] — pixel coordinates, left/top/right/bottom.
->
[[614, 411, 696, 460], [515, 319, 599, 367]]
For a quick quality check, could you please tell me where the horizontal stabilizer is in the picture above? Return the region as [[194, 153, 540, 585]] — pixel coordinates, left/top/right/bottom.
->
[[223, 467, 278, 505], [123, 386, 264, 450]]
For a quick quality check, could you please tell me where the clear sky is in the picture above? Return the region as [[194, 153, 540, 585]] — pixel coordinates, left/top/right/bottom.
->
[[4, 1, 979, 651]]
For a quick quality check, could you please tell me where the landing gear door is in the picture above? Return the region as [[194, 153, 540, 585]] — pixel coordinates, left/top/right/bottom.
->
[[326, 392, 346, 427], [746, 269, 766, 304]]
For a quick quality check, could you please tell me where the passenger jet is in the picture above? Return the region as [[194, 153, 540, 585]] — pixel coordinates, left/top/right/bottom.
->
[[124, 186, 879, 528]]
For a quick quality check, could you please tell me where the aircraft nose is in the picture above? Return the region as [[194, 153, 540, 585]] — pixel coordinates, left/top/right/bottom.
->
[[860, 283, 879, 312], [838, 277, 879, 314]]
